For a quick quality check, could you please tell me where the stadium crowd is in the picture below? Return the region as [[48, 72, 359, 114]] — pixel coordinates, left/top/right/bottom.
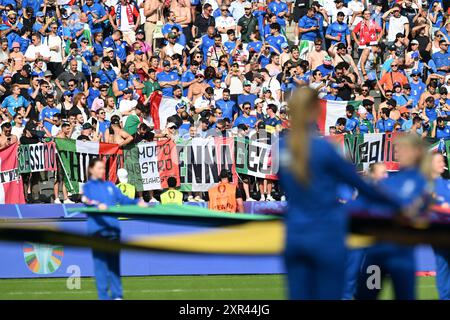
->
[[0, 0, 450, 204]]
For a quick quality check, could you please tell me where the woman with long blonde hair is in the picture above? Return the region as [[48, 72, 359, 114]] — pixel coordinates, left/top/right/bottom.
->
[[279, 87, 395, 300], [355, 135, 432, 300]]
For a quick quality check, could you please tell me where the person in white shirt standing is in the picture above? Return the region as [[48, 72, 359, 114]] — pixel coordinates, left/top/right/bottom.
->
[[327, 0, 353, 24], [109, 0, 141, 45], [229, 0, 250, 22], [260, 68, 281, 102], [216, 5, 236, 43], [51, 114, 63, 137], [46, 22, 64, 78], [24, 33, 51, 67], [347, 0, 364, 28], [11, 113, 25, 139], [383, 4, 410, 45]]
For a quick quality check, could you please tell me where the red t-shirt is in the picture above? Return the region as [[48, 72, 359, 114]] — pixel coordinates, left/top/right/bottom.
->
[[353, 20, 382, 46]]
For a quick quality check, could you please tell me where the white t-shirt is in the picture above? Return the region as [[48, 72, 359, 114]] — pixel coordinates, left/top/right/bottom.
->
[[214, 87, 224, 101], [262, 78, 281, 101], [46, 35, 63, 63], [164, 43, 184, 57], [11, 126, 24, 139], [216, 16, 236, 42], [328, 7, 353, 24], [118, 4, 133, 32], [194, 96, 214, 110], [228, 76, 244, 95], [25, 44, 51, 62], [119, 99, 137, 125], [348, 1, 364, 14], [387, 15, 409, 43], [51, 124, 61, 136]]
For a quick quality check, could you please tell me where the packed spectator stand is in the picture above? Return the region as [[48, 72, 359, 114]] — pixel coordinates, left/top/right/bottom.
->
[[0, 0, 450, 205]]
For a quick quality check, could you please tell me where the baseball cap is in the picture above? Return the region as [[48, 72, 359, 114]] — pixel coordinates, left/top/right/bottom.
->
[[7, 10, 16, 17], [330, 82, 340, 89], [82, 123, 93, 130], [134, 50, 144, 55], [63, 91, 73, 97], [175, 103, 186, 111], [357, 106, 367, 114], [254, 98, 263, 104], [136, 28, 145, 35], [123, 88, 133, 94], [281, 42, 289, 49], [399, 107, 410, 114], [411, 39, 419, 45], [388, 44, 396, 51], [22, 64, 31, 73], [196, 70, 205, 77], [244, 2, 252, 8], [411, 69, 421, 75], [393, 82, 402, 88], [163, 60, 171, 67], [3, 72, 12, 78], [104, 47, 114, 52], [36, 11, 44, 17], [166, 122, 177, 129], [168, 32, 178, 39], [243, 80, 252, 86], [323, 55, 333, 65], [117, 168, 128, 183], [12, 42, 20, 48], [44, 70, 53, 77]]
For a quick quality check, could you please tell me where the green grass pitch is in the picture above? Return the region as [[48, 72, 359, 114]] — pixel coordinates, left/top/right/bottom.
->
[[0, 275, 439, 300]]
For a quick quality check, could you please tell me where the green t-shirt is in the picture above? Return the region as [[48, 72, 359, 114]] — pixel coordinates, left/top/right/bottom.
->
[[143, 80, 161, 97], [237, 15, 258, 43], [123, 114, 141, 136]]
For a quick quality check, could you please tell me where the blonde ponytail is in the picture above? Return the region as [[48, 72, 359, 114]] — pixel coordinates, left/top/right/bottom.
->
[[287, 87, 320, 185]]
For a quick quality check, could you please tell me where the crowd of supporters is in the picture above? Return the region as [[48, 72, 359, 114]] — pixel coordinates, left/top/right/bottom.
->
[[0, 0, 449, 204]]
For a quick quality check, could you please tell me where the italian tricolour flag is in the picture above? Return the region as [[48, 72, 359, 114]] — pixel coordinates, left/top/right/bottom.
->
[[149, 91, 179, 130], [318, 99, 362, 135], [54, 138, 122, 194]]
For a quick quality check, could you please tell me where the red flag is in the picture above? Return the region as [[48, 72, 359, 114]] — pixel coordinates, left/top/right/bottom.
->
[[0, 143, 25, 204], [149, 90, 163, 130]]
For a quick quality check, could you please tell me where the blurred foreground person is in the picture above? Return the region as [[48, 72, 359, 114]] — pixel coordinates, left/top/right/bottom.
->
[[279, 87, 397, 300], [355, 135, 432, 300], [430, 152, 450, 300], [343, 162, 388, 300], [82, 159, 146, 300]]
